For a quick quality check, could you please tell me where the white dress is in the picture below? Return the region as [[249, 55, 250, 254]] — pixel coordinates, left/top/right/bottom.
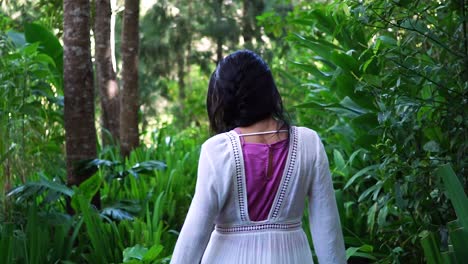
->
[[170, 126, 346, 264]]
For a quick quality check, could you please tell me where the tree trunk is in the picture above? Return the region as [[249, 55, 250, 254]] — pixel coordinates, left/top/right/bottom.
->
[[177, 51, 185, 103], [95, 0, 120, 145], [242, 0, 264, 50], [186, 0, 193, 89], [242, 0, 253, 50], [215, 0, 223, 64], [120, 0, 140, 158], [63, 0, 100, 210], [216, 37, 223, 64]]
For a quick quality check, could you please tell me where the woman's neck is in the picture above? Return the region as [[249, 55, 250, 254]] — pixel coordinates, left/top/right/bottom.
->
[[239, 117, 280, 133], [238, 117, 288, 144]]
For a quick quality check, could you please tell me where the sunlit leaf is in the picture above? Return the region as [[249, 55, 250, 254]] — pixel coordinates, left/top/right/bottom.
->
[[344, 164, 379, 189], [143, 244, 164, 261], [123, 244, 147, 262]]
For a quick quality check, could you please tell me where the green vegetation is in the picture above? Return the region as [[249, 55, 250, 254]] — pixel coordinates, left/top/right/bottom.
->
[[1, 0, 466, 263]]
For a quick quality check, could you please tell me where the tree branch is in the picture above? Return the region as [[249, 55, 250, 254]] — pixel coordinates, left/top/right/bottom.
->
[[461, 0, 468, 58], [368, 5, 464, 58]]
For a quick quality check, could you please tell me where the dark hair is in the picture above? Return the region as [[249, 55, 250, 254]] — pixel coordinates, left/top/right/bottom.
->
[[207, 50, 288, 134]]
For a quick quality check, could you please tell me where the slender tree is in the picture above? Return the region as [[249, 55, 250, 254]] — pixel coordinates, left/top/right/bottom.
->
[[176, 50, 186, 103], [242, 0, 264, 50], [214, 0, 224, 64], [120, 0, 140, 157], [95, 0, 120, 145], [205, 0, 240, 64], [63, 0, 100, 209], [173, 5, 190, 109], [242, 0, 254, 49]]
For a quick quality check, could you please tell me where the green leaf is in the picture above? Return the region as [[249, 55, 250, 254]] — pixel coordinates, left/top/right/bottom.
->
[[423, 126, 444, 142], [377, 205, 388, 226], [289, 61, 333, 79], [24, 23, 63, 74], [377, 35, 397, 46], [301, 82, 329, 91], [420, 231, 443, 264], [344, 164, 379, 189], [333, 149, 347, 176], [347, 149, 365, 166], [335, 189, 345, 226], [7, 175, 74, 201], [288, 18, 315, 26], [71, 174, 102, 211], [130, 160, 167, 175], [36, 176, 74, 197], [6, 30, 26, 47], [362, 56, 375, 73], [326, 106, 361, 118], [123, 244, 148, 262], [143, 244, 164, 261], [351, 252, 378, 260], [0, 143, 16, 164], [330, 51, 358, 72], [290, 33, 335, 62], [87, 158, 121, 169], [346, 247, 360, 260], [22, 42, 39, 55], [440, 251, 458, 264], [307, 9, 337, 38], [395, 182, 408, 210], [358, 181, 382, 202], [361, 74, 382, 87], [19, 102, 42, 116], [450, 226, 468, 262], [351, 113, 379, 132], [76, 195, 112, 262], [339, 96, 368, 115], [437, 164, 468, 230], [346, 245, 376, 260], [101, 207, 134, 221], [35, 53, 56, 67], [79, 173, 102, 197], [334, 72, 356, 99], [294, 100, 339, 110], [367, 202, 377, 234], [358, 244, 374, 253], [423, 141, 440, 153]]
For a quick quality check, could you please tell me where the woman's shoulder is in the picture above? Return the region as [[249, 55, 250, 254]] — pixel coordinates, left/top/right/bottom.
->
[[293, 126, 321, 140], [293, 126, 327, 162], [201, 131, 233, 153]]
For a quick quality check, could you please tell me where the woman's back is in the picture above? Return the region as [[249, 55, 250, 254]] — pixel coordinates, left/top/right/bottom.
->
[[234, 121, 289, 222], [170, 50, 345, 264], [171, 126, 346, 263], [237, 131, 289, 221]]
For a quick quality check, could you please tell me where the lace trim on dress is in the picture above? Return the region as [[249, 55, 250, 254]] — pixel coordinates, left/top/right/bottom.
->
[[227, 126, 298, 222], [271, 126, 298, 219], [227, 131, 248, 221], [216, 222, 302, 234]]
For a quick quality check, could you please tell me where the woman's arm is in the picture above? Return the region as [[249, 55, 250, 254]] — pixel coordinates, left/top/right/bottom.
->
[[308, 138, 346, 264], [170, 144, 220, 264]]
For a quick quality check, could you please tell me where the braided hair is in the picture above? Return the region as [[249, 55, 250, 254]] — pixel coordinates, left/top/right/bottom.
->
[[207, 50, 289, 134]]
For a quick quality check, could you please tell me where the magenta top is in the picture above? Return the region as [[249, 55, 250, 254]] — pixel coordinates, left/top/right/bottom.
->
[[235, 128, 289, 221]]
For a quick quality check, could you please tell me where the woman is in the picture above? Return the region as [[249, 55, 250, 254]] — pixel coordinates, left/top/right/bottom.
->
[[171, 50, 346, 264]]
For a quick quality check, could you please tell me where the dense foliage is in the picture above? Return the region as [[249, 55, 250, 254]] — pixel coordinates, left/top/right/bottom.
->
[[1, 0, 466, 263], [260, 0, 467, 262]]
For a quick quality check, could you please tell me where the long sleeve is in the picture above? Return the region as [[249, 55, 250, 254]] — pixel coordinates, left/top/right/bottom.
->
[[308, 139, 346, 264], [171, 144, 220, 264]]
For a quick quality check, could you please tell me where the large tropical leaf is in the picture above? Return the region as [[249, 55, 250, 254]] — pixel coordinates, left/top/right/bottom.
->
[[24, 23, 63, 74], [437, 164, 468, 230], [7, 175, 73, 203]]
